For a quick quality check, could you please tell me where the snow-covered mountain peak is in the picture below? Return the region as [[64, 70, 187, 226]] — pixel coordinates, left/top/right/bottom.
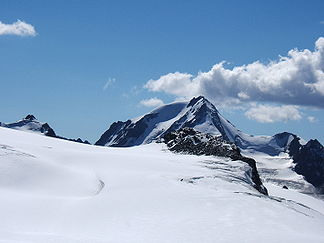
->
[[0, 115, 56, 137], [186, 95, 218, 112], [0, 115, 90, 144], [95, 96, 232, 147], [96, 96, 301, 151], [97, 95, 322, 161], [24, 114, 37, 121], [97, 96, 296, 154]]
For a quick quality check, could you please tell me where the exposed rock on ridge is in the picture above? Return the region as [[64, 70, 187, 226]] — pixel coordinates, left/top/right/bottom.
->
[[163, 128, 268, 195], [287, 138, 324, 193]]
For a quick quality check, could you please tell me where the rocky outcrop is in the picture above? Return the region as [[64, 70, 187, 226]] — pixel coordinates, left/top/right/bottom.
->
[[56, 136, 90, 145], [163, 128, 268, 195], [40, 123, 57, 137], [289, 139, 324, 193]]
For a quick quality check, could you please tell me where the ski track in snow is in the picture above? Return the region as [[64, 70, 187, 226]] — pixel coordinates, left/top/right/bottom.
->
[[0, 127, 324, 243]]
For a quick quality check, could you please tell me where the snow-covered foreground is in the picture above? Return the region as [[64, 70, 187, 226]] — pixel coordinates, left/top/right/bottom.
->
[[1, 127, 324, 243]]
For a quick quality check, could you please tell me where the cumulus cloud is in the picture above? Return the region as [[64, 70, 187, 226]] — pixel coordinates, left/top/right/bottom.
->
[[145, 37, 324, 108], [140, 98, 164, 108], [145, 72, 196, 97], [0, 20, 36, 36], [245, 105, 302, 123]]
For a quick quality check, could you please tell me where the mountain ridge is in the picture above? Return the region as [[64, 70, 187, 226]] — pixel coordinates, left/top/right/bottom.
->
[[96, 96, 298, 155], [0, 115, 90, 144]]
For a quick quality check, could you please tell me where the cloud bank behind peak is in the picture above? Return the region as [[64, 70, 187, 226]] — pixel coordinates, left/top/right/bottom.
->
[[145, 37, 324, 108]]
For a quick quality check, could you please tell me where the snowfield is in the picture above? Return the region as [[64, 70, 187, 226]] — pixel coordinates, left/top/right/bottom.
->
[[1, 127, 324, 243], [242, 150, 317, 194]]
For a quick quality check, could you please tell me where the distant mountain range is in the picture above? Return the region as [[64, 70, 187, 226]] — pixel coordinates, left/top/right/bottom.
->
[[0, 115, 90, 144]]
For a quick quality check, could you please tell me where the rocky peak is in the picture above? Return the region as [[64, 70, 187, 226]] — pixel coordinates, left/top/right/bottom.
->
[[96, 96, 230, 147], [290, 138, 324, 192], [304, 139, 323, 151], [187, 96, 218, 113], [187, 96, 207, 106], [24, 114, 37, 121]]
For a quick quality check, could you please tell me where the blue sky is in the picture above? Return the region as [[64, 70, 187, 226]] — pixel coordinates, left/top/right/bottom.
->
[[0, 0, 323, 143]]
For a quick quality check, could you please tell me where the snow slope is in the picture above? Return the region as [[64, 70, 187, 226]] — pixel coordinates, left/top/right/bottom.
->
[[1, 127, 324, 243]]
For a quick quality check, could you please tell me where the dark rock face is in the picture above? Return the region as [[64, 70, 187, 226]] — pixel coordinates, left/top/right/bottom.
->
[[57, 136, 90, 144], [163, 128, 268, 195], [75, 138, 90, 144], [40, 123, 57, 137], [290, 139, 324, 192], [25, 114, 36, 121], [163, 128, 239, 158], [287, 136, 302, 157], [95, 120, 133, 146]]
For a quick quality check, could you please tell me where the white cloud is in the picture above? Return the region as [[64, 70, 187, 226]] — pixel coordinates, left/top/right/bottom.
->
[[307, 116, 317, 123], [245, 105, 302, 123], [145, 72, 196, 97], [145, 37, 324, 108], [140, 98, 164, 108], [103, 78, 115, 91], [0, 20, 36, 36], [320, 21, 324, 25]]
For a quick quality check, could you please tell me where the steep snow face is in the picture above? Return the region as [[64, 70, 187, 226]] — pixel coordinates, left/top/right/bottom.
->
[[0, 114, 56, 137], [96, 96, 299, 156], [1, 127, 324, 243]]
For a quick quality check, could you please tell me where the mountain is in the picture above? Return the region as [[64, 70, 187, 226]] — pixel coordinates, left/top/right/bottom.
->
[[96, 96, 324, 193], [95, 96, 236, 146], [96, 96, 296, 155], [1, 115, 90, 144]]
